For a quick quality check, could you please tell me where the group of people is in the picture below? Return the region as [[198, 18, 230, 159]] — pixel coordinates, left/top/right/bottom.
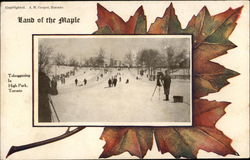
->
[[54, 69, 77, 85], [38, 68, 172, 123], [107, 73, 130, 87], [108, 76, 118, 87]]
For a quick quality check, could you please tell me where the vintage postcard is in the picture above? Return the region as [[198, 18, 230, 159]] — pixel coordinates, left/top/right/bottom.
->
[[1, 1, 249, 159]]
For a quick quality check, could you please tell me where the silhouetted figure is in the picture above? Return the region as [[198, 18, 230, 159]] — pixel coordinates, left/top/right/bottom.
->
[[162, 70, 171, 101], [119, 77, 121, 82], [39, 71, 58, 122], [108, 78, 112, 87], [97, 76, 99, 81], [75, 79, 78, 86], [126, 79, 129, 84], [84, 79, 87, 85], [113, 77, 117, 87]]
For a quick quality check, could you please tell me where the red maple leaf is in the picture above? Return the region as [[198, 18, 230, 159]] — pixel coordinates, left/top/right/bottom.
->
[[95, 3, 243, 158]]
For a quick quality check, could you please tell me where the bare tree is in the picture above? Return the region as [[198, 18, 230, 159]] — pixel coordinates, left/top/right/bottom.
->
[[84, 58, 90, 67], [165, 47, 190, 73], [166, 46, 175, 71], [54, 53, 66, 66], [79, 57, 86, 67], [68, 57, 79, 67], [136, 49, 161, 78], [137, 49, 160, 67], [39, 44, 53, 73], [85, 57, 97, 67], [177, 49, 189, 68], [124, 51, 134, 68], [96, 48, 105, 67]]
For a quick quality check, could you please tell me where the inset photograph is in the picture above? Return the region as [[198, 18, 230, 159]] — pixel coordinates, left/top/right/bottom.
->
[[33, 35, 192, 126]]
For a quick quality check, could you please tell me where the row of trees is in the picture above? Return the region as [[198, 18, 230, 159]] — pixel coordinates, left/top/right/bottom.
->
[[53, 47, 190, 70], [123, 47, 190, 72], [39, 44, 107, 72], [84, 48, 105, 67], [54, 48, 107, 67], [54, 53, 81, 67], [39, 44, 81, 74], [39, 44, 53, 72], [39, 43, 190, 75]]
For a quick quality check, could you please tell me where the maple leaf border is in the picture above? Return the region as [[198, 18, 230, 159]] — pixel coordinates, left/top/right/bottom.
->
[[94, 3, 243, 159]]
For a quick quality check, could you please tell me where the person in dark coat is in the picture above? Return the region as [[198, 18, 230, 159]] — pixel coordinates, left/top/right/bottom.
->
[[84, 79, 87, 85], [39, 71, 58, 122], [126, 79, 129, 84], [108, 78, 112, 87], [162, 70, 171, 101], [75, 78, 78, 86], [113, 77, 117, 87]]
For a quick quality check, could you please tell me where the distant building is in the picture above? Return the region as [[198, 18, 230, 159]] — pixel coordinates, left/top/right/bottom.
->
[[103, 57, 121, 68]]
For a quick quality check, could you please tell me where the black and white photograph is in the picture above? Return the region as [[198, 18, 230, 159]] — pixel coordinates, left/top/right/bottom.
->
[[34, 35, 192, 126]]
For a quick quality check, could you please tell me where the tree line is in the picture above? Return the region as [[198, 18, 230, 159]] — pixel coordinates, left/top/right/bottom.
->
[[124, 47, 190, 74], [39, 43, 190, 74]]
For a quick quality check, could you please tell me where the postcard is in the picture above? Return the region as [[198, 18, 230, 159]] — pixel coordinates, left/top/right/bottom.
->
[[1, 1, 249, 159]]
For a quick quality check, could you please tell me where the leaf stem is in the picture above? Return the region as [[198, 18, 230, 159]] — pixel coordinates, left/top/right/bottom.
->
[[6, 127, 85, 158]]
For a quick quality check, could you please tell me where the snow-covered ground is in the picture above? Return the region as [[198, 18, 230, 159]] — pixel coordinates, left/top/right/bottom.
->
[[50, 67, 191, 124]]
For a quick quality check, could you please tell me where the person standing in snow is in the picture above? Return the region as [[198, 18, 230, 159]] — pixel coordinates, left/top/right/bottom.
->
[[126, 79, 129, 84], [108, 78, 112, 87], [162, 70, 171, 101], [75, 78, 78, 86], [113, 76, 117, 87]]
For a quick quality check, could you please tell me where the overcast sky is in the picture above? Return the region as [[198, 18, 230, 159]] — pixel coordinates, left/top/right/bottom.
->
[[39, 36, 191, 60]]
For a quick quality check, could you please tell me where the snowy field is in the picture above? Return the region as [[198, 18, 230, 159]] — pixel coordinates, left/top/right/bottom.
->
[[50, 67, 191, 124]]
